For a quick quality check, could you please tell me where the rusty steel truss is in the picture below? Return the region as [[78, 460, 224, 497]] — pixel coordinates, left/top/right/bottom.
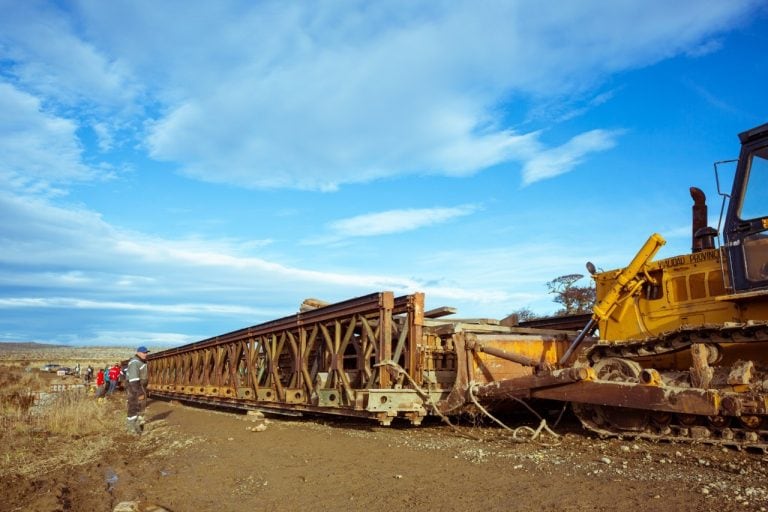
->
[[148, 292, 440, 424]]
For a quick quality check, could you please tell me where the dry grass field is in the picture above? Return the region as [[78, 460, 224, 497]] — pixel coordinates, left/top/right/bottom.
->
[[0, 342, 138, 372]]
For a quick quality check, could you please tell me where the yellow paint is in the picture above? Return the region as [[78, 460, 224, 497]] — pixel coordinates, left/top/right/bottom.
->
[[470, 335, 571, 384], [594, 244, 768, 342]]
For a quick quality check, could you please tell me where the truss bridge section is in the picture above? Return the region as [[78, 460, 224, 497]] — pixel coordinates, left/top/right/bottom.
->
[[147, 292, 443, 425]]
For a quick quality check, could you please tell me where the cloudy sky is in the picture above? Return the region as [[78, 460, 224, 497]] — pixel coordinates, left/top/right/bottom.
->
[[1, 0, 767, 347]]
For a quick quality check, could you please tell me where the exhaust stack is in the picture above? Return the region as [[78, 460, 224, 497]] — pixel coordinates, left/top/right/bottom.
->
[[690, 187, 708, 253]]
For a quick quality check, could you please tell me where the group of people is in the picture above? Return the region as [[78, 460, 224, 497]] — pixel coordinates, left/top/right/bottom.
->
[[84, 346, 151, 436], [93, 363, 124, 398]]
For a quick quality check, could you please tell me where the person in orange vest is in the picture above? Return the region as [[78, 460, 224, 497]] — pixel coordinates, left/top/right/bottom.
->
[[94, 368, 106, 398], [107, 364, 121, 395]]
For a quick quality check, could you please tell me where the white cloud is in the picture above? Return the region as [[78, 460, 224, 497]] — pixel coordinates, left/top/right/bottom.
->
[[326, 205, 477, 239], [0, 191, 505, 309], [0, 1, 139, 110], [92, 122, 114, 152], [683, 80, 744, 116], [0, 297, 270, 317], [0, 83, 99, 192], [685, 39, 724, 58], [73, 330, 199, 347], [521, 129, 621, 185], [61, 0, 756, 190]]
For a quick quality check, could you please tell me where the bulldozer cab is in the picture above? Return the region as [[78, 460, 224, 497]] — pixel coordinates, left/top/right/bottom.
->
[[723, 123, 768, 293]]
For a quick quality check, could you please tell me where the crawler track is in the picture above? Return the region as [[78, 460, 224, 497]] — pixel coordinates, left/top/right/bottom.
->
[[573, 404, 768, 451], [575, 322, 768, 450], [587, 322, 768, 363]]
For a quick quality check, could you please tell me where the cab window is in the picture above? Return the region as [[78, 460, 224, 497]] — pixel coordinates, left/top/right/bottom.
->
[[739, 145, 768, 221]]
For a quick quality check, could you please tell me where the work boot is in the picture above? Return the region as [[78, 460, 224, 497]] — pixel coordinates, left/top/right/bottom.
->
[[126, 417, 142, 435]]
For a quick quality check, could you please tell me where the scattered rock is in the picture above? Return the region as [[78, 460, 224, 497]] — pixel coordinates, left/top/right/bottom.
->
[[113, 502, 171, 512], [114, 502, 139, 512], [244, 410, 267, 431], [247, 410, 265, 420]]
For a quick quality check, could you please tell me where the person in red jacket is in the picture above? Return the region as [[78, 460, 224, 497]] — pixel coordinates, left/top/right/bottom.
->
[[95, 368, 106, 398], [107, 364, 121, 395]]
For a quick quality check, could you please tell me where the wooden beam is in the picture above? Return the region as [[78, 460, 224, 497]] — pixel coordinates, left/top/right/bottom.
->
[[423, 306, 457, 319]]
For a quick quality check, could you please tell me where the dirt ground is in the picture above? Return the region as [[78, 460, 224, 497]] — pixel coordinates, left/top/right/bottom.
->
[[4, 394, 768, 512]]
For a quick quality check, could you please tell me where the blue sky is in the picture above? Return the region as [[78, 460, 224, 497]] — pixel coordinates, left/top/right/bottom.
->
[[1, 0, 767, 347]]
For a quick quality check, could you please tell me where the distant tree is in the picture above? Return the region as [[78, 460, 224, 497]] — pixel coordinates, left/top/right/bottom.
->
[[547, 273, 596, 316], [503, 307, 540, 326]]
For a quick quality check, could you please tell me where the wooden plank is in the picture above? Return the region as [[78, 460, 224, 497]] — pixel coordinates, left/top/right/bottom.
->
[[423, 306, 457, 319], [429, 322, 512, 336], [449, 318, 500, 325]]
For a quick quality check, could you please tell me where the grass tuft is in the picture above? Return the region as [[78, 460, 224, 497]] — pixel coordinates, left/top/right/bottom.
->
[[42, 390, 116, 436], [0, 368, 43, 422]]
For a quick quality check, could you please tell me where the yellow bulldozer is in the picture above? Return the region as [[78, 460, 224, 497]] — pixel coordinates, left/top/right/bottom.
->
[[558, 122, 768, 445]]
